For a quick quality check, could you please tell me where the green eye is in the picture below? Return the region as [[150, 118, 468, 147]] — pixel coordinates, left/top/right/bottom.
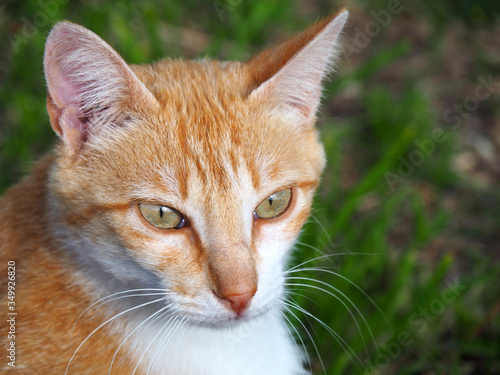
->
[[139, 203, 185, 229], [254, 189, 292, 219]]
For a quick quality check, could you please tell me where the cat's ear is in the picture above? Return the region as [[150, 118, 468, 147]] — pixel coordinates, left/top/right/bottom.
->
[[246, 10, 348, 124], [44, 22, 158, 154]]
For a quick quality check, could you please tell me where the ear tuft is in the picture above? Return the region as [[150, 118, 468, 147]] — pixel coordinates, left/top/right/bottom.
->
[[246, 10, 348, 123]]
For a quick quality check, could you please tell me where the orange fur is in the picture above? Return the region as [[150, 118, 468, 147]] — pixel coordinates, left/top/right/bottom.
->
[[0, 157, 136, 373], [0, 11, 348, 374]]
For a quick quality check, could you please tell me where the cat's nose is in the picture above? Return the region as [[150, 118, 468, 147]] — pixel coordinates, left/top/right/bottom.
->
[[216, 289, 257, 316]]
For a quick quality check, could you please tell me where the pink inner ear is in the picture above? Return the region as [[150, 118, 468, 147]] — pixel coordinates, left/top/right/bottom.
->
[[65, 108, 87, 135], [248, 12, 348, 123], [44, 22, 158, 152], [60, 106, 89, 147], [49, 64, 89, 138], [56, 73, 82, 108]]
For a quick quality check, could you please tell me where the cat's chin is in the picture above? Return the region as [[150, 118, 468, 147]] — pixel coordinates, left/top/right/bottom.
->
[[179, 307, 272, 330]]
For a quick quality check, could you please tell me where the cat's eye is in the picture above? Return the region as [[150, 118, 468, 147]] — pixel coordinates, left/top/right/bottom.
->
[[138, 203, 186, 229], [254, 189, 292, 219]]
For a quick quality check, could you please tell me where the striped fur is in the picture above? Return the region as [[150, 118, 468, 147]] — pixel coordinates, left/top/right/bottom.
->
[[0, 10, 348, 374]]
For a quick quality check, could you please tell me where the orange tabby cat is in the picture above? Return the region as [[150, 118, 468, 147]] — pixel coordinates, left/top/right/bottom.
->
[[0, 10, 348, 374]]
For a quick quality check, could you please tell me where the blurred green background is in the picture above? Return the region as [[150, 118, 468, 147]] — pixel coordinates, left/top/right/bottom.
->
[[1, 0, 499, 374]]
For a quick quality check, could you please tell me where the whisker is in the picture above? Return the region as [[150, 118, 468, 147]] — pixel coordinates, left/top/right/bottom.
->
[[275, 306, 312, 372], [108, 303, 174, 375], [285, 279, 373, 358], [132, 314, 177, 375], [49, 238, 85, 255], [286, 288, 324, 309], [295, 241, 326, 257], [71, 289, 169, 336], [157, 316, 188, 373], [146, 316, 186, 374], [283, 298, 364, 370], [146, 318, 181, 375], [281, 298, 326, 375], [65, 297, 165, 375], [286, 252, 384, 274], [287, 267, 391, 330], [294, 241, 339, 270], [309, 213, 335, 252]]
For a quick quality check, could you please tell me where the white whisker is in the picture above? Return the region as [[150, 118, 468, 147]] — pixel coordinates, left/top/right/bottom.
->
[[309, 213, 335, 251], [286, 288, 323, 309], [146, 316, 186, 374], [132, 314, 177, 375], [281, 298, 326, 374], [294, 241, 339, 270], [65, 297, 165, 375], [275, 307, 312, 372], [285, 279, 372, 357], [286, 252, 384, 273], [287, 267, 391, 330], [283, 298, 364, 370], [108, 303, 174, 375], [71, 289, 169, 337]]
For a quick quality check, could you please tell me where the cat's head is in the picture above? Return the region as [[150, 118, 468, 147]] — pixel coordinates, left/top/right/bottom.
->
[[43, 11, 347, 326]]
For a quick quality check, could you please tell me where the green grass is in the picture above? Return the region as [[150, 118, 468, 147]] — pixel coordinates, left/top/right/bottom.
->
[[1, 0, 499, 374]]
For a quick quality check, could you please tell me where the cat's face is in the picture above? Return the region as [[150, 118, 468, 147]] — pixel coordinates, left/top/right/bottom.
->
[[44, 14, 346, 326]]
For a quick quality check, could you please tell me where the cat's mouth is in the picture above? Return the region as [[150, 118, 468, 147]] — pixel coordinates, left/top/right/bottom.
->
[[177, 306, 271, 329]]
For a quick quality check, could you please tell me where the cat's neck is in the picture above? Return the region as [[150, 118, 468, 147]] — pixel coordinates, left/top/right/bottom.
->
[[120, 309, 306, 375]]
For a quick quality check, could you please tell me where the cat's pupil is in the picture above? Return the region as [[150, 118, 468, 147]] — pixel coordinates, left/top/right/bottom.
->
[[269, 197, 273, 206], [159, 207, 164, 218]]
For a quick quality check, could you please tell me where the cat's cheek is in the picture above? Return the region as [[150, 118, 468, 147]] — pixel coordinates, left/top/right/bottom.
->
[[251, 186, 316, 300]]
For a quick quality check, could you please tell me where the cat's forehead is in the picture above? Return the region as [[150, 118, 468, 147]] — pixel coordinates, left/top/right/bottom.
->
[[131, 60, 248, 106], [129, 62, 248, 189], [129, 109, 304, 199], [87, 59, 325, 205], [126, 61, 316, 185]]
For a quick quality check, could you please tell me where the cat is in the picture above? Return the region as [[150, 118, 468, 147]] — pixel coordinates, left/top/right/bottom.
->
[[0, 9, 348, 375]]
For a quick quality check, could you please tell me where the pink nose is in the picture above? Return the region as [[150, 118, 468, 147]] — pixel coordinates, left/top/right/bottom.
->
[[217, 290, 256, 316]]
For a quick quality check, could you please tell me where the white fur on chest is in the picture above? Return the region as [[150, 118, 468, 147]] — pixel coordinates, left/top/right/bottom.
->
[[123, 309, 307, 375]]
